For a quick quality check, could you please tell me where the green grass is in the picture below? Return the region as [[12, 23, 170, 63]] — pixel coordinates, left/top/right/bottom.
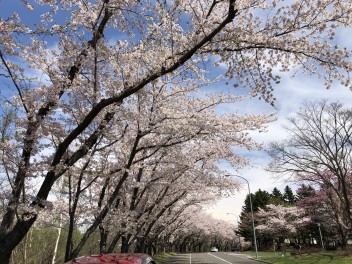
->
[[243, 251, 352, 264], [153, 252, 177, 264]]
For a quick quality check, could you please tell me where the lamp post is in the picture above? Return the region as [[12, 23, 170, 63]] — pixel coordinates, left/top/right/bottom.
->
[[226, 174, 258, 259], [317, 223, 324, 249]]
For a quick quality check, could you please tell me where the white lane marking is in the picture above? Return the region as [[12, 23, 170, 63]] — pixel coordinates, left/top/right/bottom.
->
[[227, 253, 247, 258], [208, 253, 233, 264], [190, 253, 192, 264]]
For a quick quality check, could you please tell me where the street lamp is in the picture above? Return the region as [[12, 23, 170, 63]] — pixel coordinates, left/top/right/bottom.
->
[[317, 223, 324, 249], [226, 174, 258, 259]]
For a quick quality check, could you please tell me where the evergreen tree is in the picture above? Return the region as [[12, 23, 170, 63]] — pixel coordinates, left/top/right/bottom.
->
[[270, 187, 284, 205], [296, 184, 315, 201], [253, 189, 271, 211], [239, 189, 271, 244], [283, 185, 296, 205], [242, 189, 271, 213]]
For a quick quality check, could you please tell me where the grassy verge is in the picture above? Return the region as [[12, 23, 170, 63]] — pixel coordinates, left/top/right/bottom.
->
[[243, 251, 352, 264], [153, 252, 177, 264]]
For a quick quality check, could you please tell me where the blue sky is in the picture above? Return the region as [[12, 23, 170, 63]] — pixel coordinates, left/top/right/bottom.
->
[[205, 20, 352, 223], [2, 1, 352, 223], [207, 66, 352, 222]]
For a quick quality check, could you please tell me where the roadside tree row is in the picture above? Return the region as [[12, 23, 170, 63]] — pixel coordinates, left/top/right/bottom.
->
[[238, 101, 352, 250], [1, 1, 352, 263]]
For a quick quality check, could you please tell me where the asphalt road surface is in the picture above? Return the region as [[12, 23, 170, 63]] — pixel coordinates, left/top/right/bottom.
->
[[162, 252, 262, 264]]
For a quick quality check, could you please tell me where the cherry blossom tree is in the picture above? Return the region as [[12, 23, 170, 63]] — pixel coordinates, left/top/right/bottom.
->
[[256, 204, 310, 242], [238, 187, 295, 246], [296, 180, 352, 246], [56, 79, 262, 260], [268, 101, 352, 246], [169, 210, 237, 252], [1, 1, 352, 263]]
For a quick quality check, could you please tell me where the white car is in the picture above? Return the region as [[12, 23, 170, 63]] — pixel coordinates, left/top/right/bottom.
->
[[210, 247, 219, 252]]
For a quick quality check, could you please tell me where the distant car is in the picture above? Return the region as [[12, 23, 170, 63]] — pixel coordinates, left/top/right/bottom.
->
[[210, 247, 219, 252], [64, 253, 156, 264]]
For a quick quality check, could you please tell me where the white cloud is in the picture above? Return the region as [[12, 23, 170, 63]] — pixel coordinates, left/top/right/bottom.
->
[[208, 68, 352, 222]]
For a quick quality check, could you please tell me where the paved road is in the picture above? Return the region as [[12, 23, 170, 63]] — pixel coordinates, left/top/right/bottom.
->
[[162, 252, 262, 264]]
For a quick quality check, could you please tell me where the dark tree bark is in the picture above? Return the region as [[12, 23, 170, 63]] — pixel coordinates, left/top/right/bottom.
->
[[0, 2, 238, 261], [121, 235, 129, 253], [99, 225, 109, 254]]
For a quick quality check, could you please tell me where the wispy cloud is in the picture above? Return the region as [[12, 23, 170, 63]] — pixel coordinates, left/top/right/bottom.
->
[[208, 62, 352, 222]]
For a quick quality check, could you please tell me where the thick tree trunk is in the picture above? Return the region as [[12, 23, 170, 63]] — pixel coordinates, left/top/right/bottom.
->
[[68, 206, 110, 260], [135, 237, 146, 253], [0, 251, 11, 264], [0, 217, 36, 264], [64, 213, 74, 262], [337, 223, 348, 248], [99, 225, 108, 254], [121, 235, 129, 253], [341, 181, 352, 230], [147, 244, 155, 256], [107, 232, 121, 253], [67, 133, 141, 260], [65, 185, 80, 261]]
